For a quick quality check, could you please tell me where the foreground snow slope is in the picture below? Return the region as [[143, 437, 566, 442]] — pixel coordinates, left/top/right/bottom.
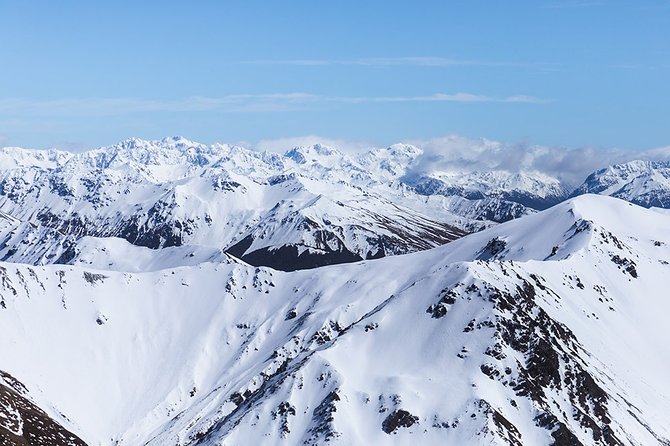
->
[[0, 195, 669, 445]]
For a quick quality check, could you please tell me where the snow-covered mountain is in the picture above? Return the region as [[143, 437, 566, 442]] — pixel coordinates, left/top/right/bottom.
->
[[2, 137, 670, 444], [571, 160, 670, 207], [402, 169, 568, 211], [280, 141, 568, 219], [0, 195, 669, 445], [2, 137, 670, 273], [0, 137, 581, 274], [0, 138, 468, 271]]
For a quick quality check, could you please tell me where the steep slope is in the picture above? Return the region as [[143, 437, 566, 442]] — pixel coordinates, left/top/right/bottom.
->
[[0, 214, 77, 265], [0, 195, 668, 445], [58, 236, 232, 272], [1, 371, 86, 446], [226, 176, 464, 270], [572, 160, 670, 207]]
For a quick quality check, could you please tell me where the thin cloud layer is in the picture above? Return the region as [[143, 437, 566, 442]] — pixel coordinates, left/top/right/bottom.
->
[[253, 133, 670, 188], [403, 135, 668, 187], [241, 57, 477, 66], [0, 92, 547, 117]]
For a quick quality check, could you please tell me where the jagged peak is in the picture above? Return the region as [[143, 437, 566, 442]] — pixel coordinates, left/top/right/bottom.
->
[[0, 146, 72, 170], [585, 159, 670, 180], [284, 143, 344, 163], [386, 143, 423, 156], [573, 159, 670, 207]]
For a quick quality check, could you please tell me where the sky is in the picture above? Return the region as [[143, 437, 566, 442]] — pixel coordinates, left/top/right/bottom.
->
[[0, 0, 668, 151]]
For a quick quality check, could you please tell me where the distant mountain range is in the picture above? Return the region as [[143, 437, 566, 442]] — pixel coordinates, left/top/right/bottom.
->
[[0, 137, 668, 271], [571, 160, 670, 207]]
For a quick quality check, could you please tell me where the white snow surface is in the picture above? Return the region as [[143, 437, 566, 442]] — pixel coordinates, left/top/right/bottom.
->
[[0, 195, 668, 445]]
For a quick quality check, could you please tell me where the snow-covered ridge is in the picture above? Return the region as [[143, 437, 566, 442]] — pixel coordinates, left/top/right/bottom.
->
[[2, 136, 670, 445], [5, 136, 669, 214], [0, 195, 668, 445], [0, 138, 472, 271], [1, 137, 669, 274], [0, 146, 72, 170], [572, 159, 670, 207]]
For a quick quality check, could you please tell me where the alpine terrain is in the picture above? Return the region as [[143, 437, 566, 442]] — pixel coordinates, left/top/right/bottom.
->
[[0, 139, 669, 445]]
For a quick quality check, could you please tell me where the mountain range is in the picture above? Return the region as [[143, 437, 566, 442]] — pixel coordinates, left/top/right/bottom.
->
[[1, 137, 669, 272], [1, 138, 669, 445]]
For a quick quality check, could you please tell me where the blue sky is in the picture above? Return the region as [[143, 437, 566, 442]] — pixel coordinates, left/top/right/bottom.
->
[[0, 0, 668, 151]]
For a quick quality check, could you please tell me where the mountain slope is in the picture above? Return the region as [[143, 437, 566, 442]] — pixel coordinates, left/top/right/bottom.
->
[[225, 180, 465, 270], [0, 140, 467, 271], [402, 169, 568, 211], [1, 371, 86, 446], [0, 195, 668, 445], [572, 160, 670, 207]]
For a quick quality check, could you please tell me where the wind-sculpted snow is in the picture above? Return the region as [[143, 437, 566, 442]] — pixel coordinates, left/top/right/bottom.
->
[[0, 195, 669, 445]]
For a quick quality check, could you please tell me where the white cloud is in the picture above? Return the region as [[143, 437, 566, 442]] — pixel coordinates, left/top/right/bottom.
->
[[0, 95, 319, 116], [401, 135, 667, 187], [252, 133, 670, 188], [642, 145, 670, 161], [243, 57, 485, 67], [0, 92, 547, 117], [329, 93, 548, 104]]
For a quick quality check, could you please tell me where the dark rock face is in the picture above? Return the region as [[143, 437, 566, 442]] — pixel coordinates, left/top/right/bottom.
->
[[226, 216, 466, 271], [305, 391, 341, 443], [426, 287, 458, 318], [0, 371, 87, 446], [467, 199, 532, 223], [229, 242, 364, 272], [230, 242, 366, 272], [438, 267, 629, 445], [34, 208, 190, 251], [382, 409, 419, 434], [478, 237, 508, 260], [500, 190, 565, 211], [610, 255, 638, 278], [271, 401, 296, 438]]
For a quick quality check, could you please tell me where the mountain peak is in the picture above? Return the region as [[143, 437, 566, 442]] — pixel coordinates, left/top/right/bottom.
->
[[573, 159, 670, 207], [284, 144, 344, 166]]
